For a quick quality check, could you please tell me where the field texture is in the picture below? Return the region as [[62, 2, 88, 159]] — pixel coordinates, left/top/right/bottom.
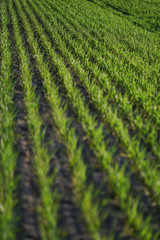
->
[[0, 0, 160, 239]]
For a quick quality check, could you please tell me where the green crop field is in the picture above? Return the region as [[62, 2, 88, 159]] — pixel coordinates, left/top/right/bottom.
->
[[0, 0, 160, 239]]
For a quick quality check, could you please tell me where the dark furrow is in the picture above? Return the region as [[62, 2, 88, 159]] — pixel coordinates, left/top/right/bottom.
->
[[31, 62, 92, 240], [14, 85, 40, 240], [12, 1, 136, 238], [72, 120, 135, 240], [12, 5, 93, 238], [7, 6, 41, 240], [34, 55, 133, 240], [74, 117, 160, 237]]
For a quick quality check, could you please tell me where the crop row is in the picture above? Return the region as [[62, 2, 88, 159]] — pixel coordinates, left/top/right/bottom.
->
[[0, 2, 17, 239], [44, 0, 160, 127], [10, 0, 114, 239], [8, 1, 59, 239], [0, 0, 160, 239], [13, 0, 160, 238], [30, 0, 160, 158], [25, 0, 160, 212]]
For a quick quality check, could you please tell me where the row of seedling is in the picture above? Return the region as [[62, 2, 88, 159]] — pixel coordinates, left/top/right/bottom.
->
[[30, 0, 160, 159], [0, 2, 17, 240], [41, 0, 160, 127], [25, 0, 160, 210], [8, 1, 60, 239], [14, 0, 159, 238], [48, 0, 160, 125], [12, 0, 115, 239]]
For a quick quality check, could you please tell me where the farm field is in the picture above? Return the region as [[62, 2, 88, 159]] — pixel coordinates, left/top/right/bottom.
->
[[0, 0, 160, 239]]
